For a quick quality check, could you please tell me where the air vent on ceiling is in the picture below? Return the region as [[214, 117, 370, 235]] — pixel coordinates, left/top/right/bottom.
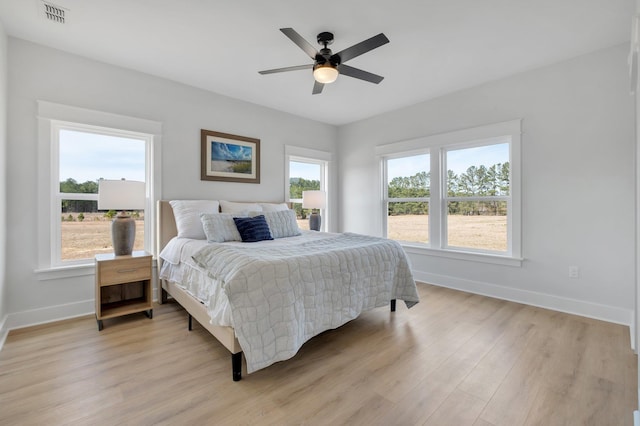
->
[[40, 1, 68, 24]]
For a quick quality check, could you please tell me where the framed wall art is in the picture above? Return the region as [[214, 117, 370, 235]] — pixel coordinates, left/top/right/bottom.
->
[[200, 129, 260, 183]]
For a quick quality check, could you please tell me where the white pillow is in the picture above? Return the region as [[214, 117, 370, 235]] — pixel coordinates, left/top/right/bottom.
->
[[259, 202, 289, 212], [200, 213, 243, 243], [220, 200, 262, 213], [169, 200, 220, 239], [250, 209, 301, 239]]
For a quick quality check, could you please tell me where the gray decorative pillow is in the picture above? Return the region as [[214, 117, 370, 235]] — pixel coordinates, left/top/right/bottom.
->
[[200, 213, 243, 243], [250, 209, 301, 239]]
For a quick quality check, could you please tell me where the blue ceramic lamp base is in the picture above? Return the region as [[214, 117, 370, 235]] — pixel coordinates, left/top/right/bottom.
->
[[309, 212, 321, 231]]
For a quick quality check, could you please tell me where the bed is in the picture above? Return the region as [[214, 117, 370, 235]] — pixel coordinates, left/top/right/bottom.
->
[[156, 200, 419, 381]]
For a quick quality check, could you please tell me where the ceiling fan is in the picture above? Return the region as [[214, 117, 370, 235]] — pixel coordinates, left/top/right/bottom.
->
[[258, 28, 390, 94]]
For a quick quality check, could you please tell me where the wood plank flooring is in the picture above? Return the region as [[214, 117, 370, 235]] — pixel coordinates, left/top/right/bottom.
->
[[0, 283, 636, 425]]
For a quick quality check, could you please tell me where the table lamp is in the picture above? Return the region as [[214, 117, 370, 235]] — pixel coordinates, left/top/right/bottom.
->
[[98, 179, 145, 256], [302, 190, 326, 231]]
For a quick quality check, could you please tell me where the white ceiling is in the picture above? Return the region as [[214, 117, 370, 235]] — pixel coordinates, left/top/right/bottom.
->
[[0, 0, 634, 125]]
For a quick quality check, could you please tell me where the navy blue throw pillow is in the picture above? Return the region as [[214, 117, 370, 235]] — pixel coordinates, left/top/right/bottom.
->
[[233, 215, 273, 242]]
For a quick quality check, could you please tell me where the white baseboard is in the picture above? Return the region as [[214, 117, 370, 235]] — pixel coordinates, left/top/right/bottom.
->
[[414, 271, 634, 329], [4, 299, 95, 335], [0, 301, 94, 351]]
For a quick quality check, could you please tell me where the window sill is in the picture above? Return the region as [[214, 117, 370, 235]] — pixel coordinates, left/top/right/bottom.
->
[[35, 258, 157, 281], [35, 263, 96, 281], [401, 243, 523, 267]]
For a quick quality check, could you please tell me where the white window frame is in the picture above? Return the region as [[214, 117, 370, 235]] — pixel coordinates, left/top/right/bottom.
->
[[285, 145, 332, 232], [36, 101, 162, 279], [376, 120, 522, 265]]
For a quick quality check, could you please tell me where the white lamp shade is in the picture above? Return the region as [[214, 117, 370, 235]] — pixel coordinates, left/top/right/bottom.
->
[[313, 65, 339, 84], [302, 190, 326, 209], [98, 180, 145, 210]]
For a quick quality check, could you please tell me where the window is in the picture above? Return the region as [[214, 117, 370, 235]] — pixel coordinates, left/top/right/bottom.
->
[[37, 101, 161, 274], [56, 126, 147, 264], [285, 146, 331, 231], [384, 153, 430, 243], [378, 120, 521, 259]]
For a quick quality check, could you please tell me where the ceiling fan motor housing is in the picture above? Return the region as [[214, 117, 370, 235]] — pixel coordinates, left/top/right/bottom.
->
[[316, 32, 340, 66], [317, 32, 334, 46]]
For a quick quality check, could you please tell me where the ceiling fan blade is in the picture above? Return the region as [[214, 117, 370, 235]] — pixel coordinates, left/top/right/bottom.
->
[[333, 33, 389, 63], [280, 28, 318, 59], [338, 64, 384, 84], [259, 64, 313, 75], [312, 80, 324, 95]]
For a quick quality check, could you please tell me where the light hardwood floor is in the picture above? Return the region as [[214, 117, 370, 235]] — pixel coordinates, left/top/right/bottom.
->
[[0, 283, 636, 425]]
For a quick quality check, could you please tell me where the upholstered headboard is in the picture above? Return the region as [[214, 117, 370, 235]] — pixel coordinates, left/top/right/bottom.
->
[[156, 200, 178, 256]]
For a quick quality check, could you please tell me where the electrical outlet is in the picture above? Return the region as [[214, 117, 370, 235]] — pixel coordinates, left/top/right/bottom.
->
[[569, 266, 579, 278]]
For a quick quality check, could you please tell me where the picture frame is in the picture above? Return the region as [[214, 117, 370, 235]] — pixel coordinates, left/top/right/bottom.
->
[[200, 129, 260, 183]]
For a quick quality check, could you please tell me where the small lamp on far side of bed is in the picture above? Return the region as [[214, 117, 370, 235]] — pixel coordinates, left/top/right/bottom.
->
[[98, 179, 145, 256], [302, 190, 326, 231]]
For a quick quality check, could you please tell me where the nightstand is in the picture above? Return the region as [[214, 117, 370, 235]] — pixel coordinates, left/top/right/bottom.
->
[[95, 251, 153, 331]]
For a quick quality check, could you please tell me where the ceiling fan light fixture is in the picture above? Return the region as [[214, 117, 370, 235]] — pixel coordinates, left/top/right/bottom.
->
[[259, 28, 389, 94], [313, 63, 338, 84]]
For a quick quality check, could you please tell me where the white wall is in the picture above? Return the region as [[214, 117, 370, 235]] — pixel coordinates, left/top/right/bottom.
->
[[338, 44, 636, 327], [5, 38, 337, 329], [2, 37, 636, 340], [0, 22, 8, 344]]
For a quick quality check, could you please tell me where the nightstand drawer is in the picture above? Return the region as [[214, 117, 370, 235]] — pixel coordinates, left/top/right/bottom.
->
[[98, 257, 151, 286]]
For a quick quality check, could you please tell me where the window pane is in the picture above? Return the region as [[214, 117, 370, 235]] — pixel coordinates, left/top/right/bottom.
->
[[446, 144, 509, 196], [447, 201, 507, 251], [386, 154, 429, 243], [289, 160, 322, 225], [387, 154, 430, 198], [60, 200, 145, 261], [59, 129, 146, 189], [58, 129, 146, 262], [387, 202, 429, 243], [289, 161, 321, 199]]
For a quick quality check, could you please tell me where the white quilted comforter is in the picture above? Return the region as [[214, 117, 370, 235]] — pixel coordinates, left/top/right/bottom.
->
[[191, 232, 419, 373]]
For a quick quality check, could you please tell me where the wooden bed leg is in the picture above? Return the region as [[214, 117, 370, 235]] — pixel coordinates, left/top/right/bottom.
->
[[390, 299, 396, 312], [188, 314, 193, 331], [161, 288, 168, 304], [232, 352, 242, 381]]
